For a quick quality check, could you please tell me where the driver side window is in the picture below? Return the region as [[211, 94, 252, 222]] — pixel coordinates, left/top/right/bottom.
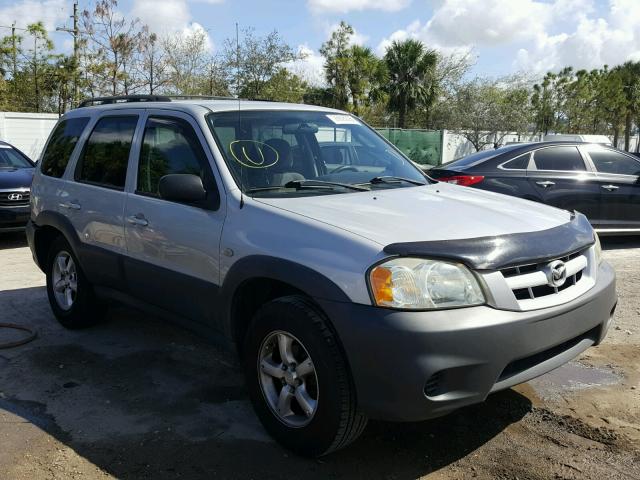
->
[[137, 117, 208, 197]]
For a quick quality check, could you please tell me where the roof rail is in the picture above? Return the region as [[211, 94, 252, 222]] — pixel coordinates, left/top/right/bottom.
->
[[78, 95, 172, 108], [167, 95, 237, 101]]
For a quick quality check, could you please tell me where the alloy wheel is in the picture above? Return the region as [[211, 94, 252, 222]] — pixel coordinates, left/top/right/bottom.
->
[[258, 330, 319, 427]]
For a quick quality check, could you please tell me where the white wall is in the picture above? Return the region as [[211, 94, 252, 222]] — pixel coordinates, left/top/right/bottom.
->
[[0, 112, 59, 161]]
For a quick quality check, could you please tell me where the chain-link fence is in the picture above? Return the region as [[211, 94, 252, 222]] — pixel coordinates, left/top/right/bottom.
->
[[376, 128, 443, 166]]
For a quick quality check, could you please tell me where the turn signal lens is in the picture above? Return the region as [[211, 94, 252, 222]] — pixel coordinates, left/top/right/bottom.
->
[[371, 265, 394, 304], [438, 175, 485, 186]]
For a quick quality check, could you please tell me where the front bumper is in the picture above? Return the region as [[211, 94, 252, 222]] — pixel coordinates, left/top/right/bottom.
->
[[0, 205, 30, 231], [318, 260, 616, 421]]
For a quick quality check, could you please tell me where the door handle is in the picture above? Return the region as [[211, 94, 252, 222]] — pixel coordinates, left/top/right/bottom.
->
[[535, 181, 555, 188], [126, 214, 149, 227], [601, 184, 619, 191], [59, 201, 81, 210]]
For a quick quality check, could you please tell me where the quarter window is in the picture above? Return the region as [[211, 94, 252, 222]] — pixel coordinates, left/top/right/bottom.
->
[[501, 153, 530, 170], [588, 149, 640, 176], [40, 118, 89, 178], [137, 117, 209, 197], [75, 116, 138, 189], [533, 146, 586, 171]]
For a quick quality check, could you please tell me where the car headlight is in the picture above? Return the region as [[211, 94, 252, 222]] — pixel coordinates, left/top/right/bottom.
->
[[369, 257, 485, 309], [594, 232, 602, 265]]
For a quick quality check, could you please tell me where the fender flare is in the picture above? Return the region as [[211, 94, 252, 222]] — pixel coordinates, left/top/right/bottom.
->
[[31, 211, 83, 266], [217, 255, 351, 338]]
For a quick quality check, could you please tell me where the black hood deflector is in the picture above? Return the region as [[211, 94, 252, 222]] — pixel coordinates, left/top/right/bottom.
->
[[383, 212, 595, 270]]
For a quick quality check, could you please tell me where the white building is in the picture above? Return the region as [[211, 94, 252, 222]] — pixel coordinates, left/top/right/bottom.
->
[[0, 112, 59, 161]]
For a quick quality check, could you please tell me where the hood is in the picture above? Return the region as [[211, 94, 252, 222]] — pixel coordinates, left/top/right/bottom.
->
[[0, 168, 34, 190], [254, 183, 572, 246]]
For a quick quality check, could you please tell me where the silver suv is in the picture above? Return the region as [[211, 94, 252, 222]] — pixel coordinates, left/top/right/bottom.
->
[[27, 96, 617, 456]]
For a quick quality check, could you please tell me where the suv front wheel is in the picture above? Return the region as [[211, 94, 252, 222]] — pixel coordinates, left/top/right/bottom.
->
[[243, 295, 367, 456], [46, 236, 103, 328]]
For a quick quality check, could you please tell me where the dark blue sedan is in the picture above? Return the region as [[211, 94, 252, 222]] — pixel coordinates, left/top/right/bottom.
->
[[0, 141, 35, 233], [428, 141, 640, 235]]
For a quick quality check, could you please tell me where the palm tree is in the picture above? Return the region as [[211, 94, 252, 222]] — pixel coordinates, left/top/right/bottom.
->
[[613, 61, 640, 151], [346, 45, 381, 116], [383, 39, 437, 128]]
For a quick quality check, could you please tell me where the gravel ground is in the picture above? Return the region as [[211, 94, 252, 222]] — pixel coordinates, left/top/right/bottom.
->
[[0, 232, 638, 480]]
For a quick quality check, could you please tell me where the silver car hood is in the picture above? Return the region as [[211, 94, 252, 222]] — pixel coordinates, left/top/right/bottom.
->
[[254, 183, 572, 246]]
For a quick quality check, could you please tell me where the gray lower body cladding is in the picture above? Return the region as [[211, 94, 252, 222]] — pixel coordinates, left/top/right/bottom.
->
[[318, 260, 616, 422]]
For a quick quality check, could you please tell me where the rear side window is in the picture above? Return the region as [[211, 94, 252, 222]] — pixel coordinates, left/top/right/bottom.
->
[[588, 149, 640, 176], [501, 153, 530, 170], [75, 116, 138, 189], [40, 118, 89, 178], [137, 117, 208, 196], [533, 146, 586, 171]]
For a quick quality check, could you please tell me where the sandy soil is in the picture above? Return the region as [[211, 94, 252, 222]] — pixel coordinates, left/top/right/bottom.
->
[[0, 232, 638, 480]]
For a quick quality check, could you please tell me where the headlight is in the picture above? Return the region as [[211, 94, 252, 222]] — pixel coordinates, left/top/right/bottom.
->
[[594, 232, 602, 265], [369, 258, 485, 309]]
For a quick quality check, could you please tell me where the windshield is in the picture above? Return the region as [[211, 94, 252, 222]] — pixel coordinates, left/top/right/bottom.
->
[[0, 146, 33, 169], [206, 110, 428, 197]]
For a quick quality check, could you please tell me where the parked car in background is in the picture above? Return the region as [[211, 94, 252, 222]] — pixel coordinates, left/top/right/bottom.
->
[[0, 140, 35, 232], [28, 97, 616, 456], [543, 134, 612, 146], [429, 142, 640, 234]]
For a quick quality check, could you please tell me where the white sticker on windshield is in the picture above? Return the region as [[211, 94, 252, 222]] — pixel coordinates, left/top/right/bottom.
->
[[326, 114, 361, 125]]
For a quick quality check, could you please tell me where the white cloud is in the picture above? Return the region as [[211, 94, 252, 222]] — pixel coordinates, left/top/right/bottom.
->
[[377, 0, 640, 73], [131, 0, 192, 34], [130, 0, 219, 51], [308, 0, 411, 14], [286, 45, 326, 87], [0, 0, 67, 31]]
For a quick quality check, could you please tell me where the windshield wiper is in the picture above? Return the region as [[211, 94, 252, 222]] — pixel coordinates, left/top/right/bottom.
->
[[366, 176, 427, 186], [285, 180, 369, 191], [244, 179, 369, 194]]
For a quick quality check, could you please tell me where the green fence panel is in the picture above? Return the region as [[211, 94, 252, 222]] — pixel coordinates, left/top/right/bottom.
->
[[376, 128, 443, 166]]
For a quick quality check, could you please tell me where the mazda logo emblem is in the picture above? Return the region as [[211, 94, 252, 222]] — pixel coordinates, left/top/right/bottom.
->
[[7, 193, 23, 201], [546, 260, 567, 287]]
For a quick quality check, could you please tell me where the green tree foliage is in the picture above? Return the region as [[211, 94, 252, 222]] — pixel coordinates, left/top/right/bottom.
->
[[531, 64, 639, 149], [319, 21, 353, 110], [383, 39, 437, 128]]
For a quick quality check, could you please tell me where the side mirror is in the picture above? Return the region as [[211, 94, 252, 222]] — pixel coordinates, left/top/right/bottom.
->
[[159, 174, 207, 203]]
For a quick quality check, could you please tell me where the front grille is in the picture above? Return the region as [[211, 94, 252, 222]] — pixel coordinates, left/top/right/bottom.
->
[[0, 191, 30, 206], [500, 249, 589, 305]]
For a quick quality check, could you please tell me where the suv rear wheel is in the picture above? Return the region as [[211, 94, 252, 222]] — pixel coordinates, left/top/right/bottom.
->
[[243, 295, 367, 456], [46, 236, 103, 328]]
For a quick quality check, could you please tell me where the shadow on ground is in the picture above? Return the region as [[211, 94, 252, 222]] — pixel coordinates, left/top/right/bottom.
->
[[0, 285, 532, 480], [0, 232, 28, 250]]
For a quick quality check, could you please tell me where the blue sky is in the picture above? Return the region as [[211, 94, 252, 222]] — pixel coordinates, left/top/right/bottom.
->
[[1, 0, 639, 84]]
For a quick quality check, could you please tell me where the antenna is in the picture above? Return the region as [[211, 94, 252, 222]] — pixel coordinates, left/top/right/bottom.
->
[[236, 22, 245, 209]]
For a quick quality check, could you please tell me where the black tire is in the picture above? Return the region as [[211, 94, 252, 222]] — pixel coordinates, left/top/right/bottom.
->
[[45, 235, 103, 329], [243, 295, 367, 457]]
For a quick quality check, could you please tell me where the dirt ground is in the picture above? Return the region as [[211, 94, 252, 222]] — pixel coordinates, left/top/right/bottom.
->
[[0, 233, 638, 480]]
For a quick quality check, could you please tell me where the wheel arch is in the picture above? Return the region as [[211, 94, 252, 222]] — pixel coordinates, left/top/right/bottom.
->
[[218, 255, 352, 351], [31, 211, 82, 271]]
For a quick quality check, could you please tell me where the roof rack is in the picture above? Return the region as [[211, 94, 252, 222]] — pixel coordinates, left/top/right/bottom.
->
[[167, 95, 237, 101], [77, 94, 276, 109], [78, 95, 171, 108]]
